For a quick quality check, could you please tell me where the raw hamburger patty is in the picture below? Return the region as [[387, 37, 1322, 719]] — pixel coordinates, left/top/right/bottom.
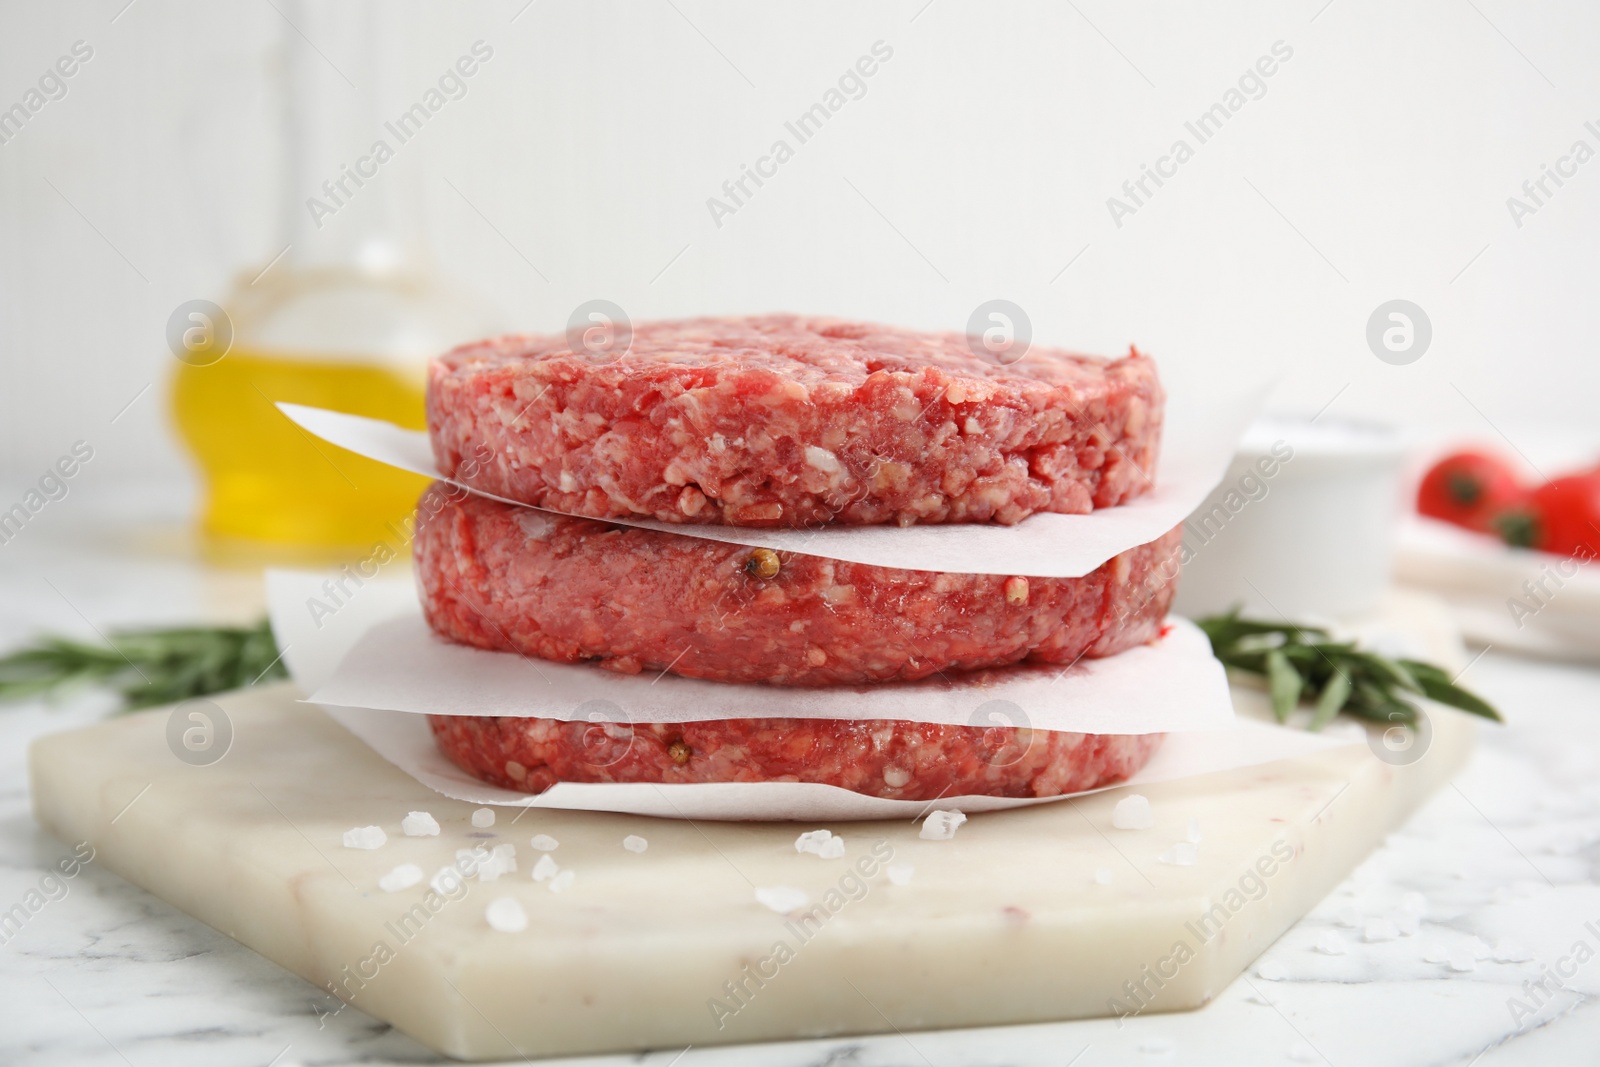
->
[[427, 315, 1163, 528], [430, 714, 1165, 802], [415, 486, 1182, 687]]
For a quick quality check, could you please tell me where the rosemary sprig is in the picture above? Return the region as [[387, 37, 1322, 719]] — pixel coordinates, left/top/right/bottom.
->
[[1195, 610, 1501, 730], [0, 618, 286, 712]]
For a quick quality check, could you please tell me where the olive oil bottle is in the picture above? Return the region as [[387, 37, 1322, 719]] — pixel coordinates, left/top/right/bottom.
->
[[170, 1, 500, 555]]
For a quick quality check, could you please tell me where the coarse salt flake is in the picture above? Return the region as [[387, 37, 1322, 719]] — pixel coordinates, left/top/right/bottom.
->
[[623, 835, 648, 853], [476, 844, 517, 881], [471, 807, 496, 828], [530, 834, 559, 852], [548, 869, 576, 894], [1316, 932, 1348, 956], [531, 854, 560, 883], [920, 810, 967, 841], [1364, 919, 1399, 943], [401, 811, 440, 837], [1112, 795, 1153, 830], [378, 864, 423, 892], [1493, 938, 1533, 963], [886, 864, 915, 886], [485, 896, 527, 933], [1094, 868, 1114, 886], [1257, 960, 1288, 981], [1158, 843, 1198, 866], [342, 826, 386, 850], [755, 886, 810, 914], [795, 829, 845, 858]]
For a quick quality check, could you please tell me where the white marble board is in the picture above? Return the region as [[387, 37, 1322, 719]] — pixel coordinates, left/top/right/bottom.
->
[[29, 679, 1474, 1060]]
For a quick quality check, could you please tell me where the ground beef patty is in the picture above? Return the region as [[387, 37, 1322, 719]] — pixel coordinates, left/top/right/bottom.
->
[[415, 487, 1181, 687], [429, 714, 1164, 801], [427, 315, 1162, 528]]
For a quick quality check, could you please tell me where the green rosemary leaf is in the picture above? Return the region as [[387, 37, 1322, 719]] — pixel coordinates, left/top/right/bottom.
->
[[1308, 669, 1353, 732], [1398, 660, 1503, 722], [1265, 648, 1303, 723], [0, 618, 287, 713], [1197, 611, 1499, 732]]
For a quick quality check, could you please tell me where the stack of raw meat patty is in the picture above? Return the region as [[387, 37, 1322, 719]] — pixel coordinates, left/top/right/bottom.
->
[[416, 315, 1180, 801]]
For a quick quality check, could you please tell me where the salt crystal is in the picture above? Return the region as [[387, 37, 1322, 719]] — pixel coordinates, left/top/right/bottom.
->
[[401, 811, 440, 837], [1364, 919, 1399, 943], [623, 835, 648, 853], [886, 864, 915, 886], [1112, 794, 1154, 830], [1394, 911, 1421, 936], [485, 897, 527, 933], [755, 886, 810, 913], [1187, 818, 1203, 844], [920, 810, 967, 841], [342, 826, 386, 850], [532, 854, 560, 882], [1422, 943, 1451, 964], [795, 830, 844, 858], [548, 869, 576, 894], [1493, 938, 1533, 963], [1094, 868, 1114, 886], [476, 844, 516, 881], [471, 807, 496, 828], [1158, 843, 1198, 866], [530, 834, 559, 852], [1470, 936, 1493, 960], [456, 847, 490, 877], [1336, 907, 1359, 928], [1315, 931, 1347, 955], [378, 864, 423, 892], [1448, 952, 1477, 973], [1138, 1037, 1174, 1055], [1257, 960, 1288, 981]]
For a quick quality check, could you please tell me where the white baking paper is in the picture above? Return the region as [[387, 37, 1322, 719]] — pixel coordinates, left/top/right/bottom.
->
[[277, 376, 1268, 578], [310, 615, 1235, 735], [265, 568, 1361, 822], [268, 568, 1233, 734]]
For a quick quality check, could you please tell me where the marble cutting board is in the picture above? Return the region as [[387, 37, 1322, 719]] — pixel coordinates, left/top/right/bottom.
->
[[29, 674, 1475, 1061]]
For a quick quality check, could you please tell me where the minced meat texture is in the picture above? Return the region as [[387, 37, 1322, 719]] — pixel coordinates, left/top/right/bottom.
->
[[415, 486, 1181, 687], [428, 315, 1162, 528], [429, 714, 1165, 802]]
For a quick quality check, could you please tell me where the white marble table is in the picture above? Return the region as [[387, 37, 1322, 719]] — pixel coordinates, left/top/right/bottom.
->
[[2, 482, 1598, 1066]]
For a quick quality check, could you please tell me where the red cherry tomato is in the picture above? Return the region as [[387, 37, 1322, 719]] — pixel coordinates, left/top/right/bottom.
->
[[1496, 474, 1600, 558], [1417, 451, 1525, 532]]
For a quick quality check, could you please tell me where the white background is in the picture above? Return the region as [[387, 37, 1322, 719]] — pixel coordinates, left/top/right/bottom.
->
[[2, 0, 1597, 487]]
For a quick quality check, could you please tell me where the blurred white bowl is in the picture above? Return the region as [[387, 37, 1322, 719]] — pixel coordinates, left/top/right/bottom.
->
[[1172, 414, 1405, 620]]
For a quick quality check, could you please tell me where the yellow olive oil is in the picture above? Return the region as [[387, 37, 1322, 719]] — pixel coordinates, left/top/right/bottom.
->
[[171, 348, 429, 550]]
